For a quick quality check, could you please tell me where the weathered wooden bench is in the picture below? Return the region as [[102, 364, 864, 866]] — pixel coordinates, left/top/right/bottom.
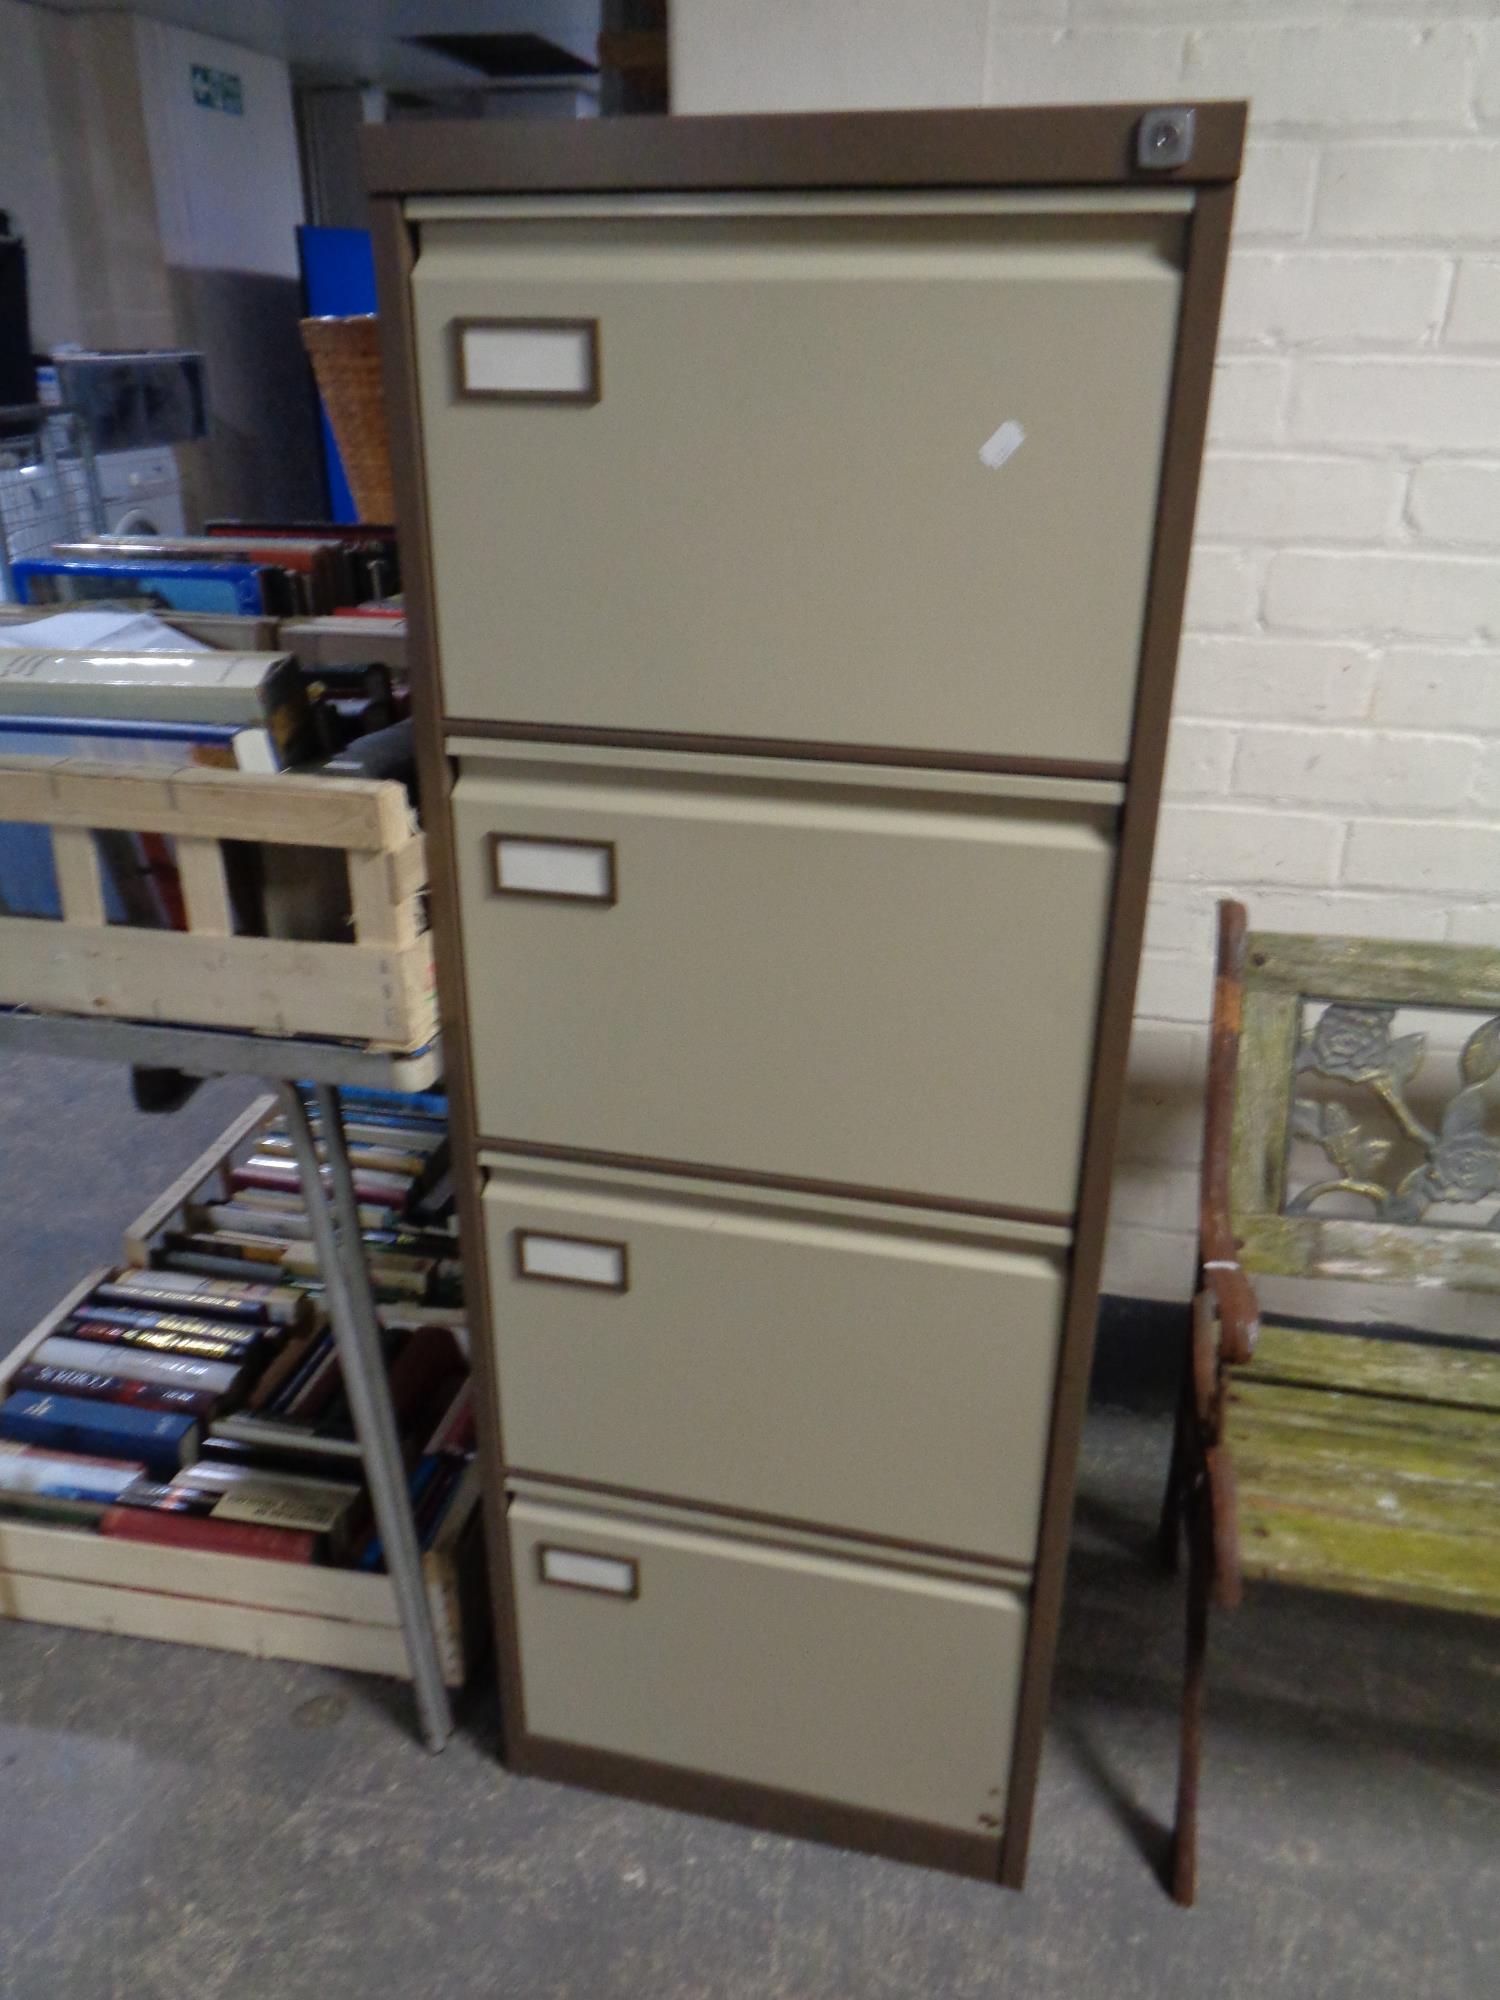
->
[[1159, 899, 1500, 1905]]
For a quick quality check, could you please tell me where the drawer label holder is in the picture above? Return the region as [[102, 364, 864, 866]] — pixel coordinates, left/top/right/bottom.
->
[[453, 317, 601, 405], [514, 1229, 629, 1292], [537, 1543, 640, 1599], [489, 834, 617, 905]]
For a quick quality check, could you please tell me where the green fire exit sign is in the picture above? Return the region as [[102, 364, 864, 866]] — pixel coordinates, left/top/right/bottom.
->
[[191, 64, 244, 115]]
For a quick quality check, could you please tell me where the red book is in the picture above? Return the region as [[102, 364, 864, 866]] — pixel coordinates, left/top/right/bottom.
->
[[99, 1505, 316, 1564]]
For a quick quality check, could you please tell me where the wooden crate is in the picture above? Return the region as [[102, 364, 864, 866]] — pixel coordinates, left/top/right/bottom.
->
[[0, 1267, 485, 1686], [0, 755, 436, 1051]]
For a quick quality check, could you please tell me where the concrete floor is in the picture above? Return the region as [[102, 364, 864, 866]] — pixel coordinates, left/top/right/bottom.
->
[[1, 1056, 1496, 1998]]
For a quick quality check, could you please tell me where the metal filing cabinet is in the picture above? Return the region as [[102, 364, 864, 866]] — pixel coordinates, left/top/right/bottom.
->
[[366, 104, 1243, 1886]]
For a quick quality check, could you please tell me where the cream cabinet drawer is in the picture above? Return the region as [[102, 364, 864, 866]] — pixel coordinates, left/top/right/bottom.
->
[[485, 1172, 1065, 1563], [453, 758, 1116, 1215], [509, 1496, 1026, 1834], [412, 197, 1184, 764]]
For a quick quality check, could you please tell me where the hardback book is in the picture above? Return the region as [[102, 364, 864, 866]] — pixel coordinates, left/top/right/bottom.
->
[[278, 1241, 431, 1299], [95, 1268, 308, 1328], [207, 1414, 363, 1464], [355, 1453, 445, 1571], [11, 555, 272, 617], [404, 1145, 455, 1226], [200, 1204, 454, 1257], [99, 1503, 317, 1564], [314, 1118, 444, 1156], [337, 1084, 447, 1121], [200, 1202, 319, 1241], [244, 1325, 321, 1413], [231, 1157, 413, 1209], [420, 1459, 478, 1551], [0, 644, 307, 740], [0, 1390, 198, 1480], [155, 1245, 289, 1287], [156, 1234, 431, 1304], [377, 1304, 467, 1339], [174, 1461, 361, 1546], [64, 1309, 261, 1365], [51, 538, 347, 617], [281, 1341, 344, 1422], [204, 520, 400, 600], [220, 1184, 402, 1232], [0, 712, 275, 925], [196, 1435, 365, 1485], [0, 1443, 147, 1524], [33, 1334, 243, 1397], [256, 1133, 431, 1179], [387, 1326, 467, 1454], [11, 1362, 220, 1422], [164, 1229, 290, 1265], [424, 1380, 475, 1458]]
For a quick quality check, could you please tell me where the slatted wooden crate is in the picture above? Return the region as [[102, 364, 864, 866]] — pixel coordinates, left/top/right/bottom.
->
[[0, 756, 435, 1051], [0, 1099, 485, 1685]]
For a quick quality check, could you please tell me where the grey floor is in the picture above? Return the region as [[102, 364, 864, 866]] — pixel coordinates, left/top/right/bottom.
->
[[1, 1056, 1496, 1999]]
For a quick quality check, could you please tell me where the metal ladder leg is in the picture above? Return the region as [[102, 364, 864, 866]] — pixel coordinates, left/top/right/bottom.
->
[[276, 1081, 454, 1750]]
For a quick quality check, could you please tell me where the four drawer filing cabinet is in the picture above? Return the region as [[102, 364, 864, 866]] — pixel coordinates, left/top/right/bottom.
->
[[366, 103, 1243, 1885]]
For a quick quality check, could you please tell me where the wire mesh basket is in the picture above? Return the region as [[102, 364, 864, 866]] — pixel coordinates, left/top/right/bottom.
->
[[300, 316, 395, 525], [0, 405, 105, 602]]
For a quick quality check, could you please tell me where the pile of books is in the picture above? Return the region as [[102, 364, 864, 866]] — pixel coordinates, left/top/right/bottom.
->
[[0, 1088, 473, 1570], [11, 522, 400, 619]]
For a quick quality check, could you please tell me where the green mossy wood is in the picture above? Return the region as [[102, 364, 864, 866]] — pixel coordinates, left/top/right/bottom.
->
[[1164, 904, 1500, 1906], [1227, 1326, 1500, 1616]]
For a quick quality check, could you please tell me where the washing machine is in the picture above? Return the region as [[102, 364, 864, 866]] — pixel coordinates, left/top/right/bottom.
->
[[94, 446, 187, 538]]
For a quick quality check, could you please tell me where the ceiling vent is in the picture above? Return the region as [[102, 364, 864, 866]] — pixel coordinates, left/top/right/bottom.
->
[[406, 33, 597, 80]]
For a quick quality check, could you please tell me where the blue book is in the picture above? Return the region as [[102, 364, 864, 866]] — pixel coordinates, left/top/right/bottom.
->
[[12, 556, 267, 616], [0, 1391, 199, 1481], [0, 713, 262, 919], [331, 1085, 449, 1122]]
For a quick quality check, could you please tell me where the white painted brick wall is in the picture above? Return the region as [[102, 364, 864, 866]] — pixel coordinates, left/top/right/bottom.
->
[[671, 2, 1500, 1307]]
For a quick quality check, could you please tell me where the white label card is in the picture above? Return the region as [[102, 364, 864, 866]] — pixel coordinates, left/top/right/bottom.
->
[[518, 1233, 626, 1290], [493, 838, 614, 902], [461, 321, 596, 398], [539, 1546, 638, 1597], [979, 419, 1026, 470]]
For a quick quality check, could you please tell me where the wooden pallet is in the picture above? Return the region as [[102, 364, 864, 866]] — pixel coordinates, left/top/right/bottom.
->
[[0, 755, 435, 1050]]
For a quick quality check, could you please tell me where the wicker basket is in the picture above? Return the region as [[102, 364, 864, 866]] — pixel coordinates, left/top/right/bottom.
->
[[300, 314, 395, 524]]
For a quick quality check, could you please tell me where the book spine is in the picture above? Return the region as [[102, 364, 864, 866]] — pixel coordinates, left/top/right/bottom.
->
[[96, 1270, 303, 1326], [153, 1248, 286, 1286], [235, 1156, 413, 1204], [94, 1280, 265, 1326], [164, 1232, 288, 1267], [0, 1395, 197, 1480], [283, 1348, 344, 1422], [256, 1134, 428, 1178], [203, 1202, 314, 1241], [11, 1364, 219, 1421], [244, 1327, 319, 1413], [64, 1311, 259, 1364], [99, 1506, 317, 1564], [33, 1336, 241, 1395]]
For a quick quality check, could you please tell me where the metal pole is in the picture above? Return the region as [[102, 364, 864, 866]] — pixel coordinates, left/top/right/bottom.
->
[[276, 1082, 453, 1750]]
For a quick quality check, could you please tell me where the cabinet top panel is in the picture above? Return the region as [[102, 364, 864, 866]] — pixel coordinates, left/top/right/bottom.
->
[[362, 103, 1246, 201]]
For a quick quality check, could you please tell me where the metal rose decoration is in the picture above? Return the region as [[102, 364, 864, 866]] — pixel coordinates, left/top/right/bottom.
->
[[1288, 1005, 1500, 1225], [1306, 1003, 1400, 1082]]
